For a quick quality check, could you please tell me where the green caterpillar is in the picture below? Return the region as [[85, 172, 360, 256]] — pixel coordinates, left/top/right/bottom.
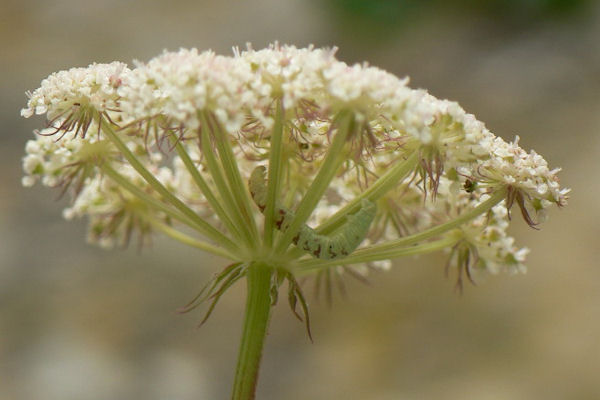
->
[[248, 166, 376, 260]]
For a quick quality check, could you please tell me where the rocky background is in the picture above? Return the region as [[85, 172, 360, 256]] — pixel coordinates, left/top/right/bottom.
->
[[1, 0, 599, 399]]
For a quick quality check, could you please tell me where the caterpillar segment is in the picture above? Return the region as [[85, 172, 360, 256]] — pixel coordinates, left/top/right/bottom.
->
[[248, 166, 376, 260]]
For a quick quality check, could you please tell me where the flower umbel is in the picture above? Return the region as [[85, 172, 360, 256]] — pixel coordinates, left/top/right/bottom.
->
[[21, 44, 568, 400]]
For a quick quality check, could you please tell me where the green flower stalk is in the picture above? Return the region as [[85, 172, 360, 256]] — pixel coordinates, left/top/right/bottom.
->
[[21, 44, 569, 399]]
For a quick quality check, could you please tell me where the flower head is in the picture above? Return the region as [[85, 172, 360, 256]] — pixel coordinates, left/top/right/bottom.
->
[[120, 49, 256, 133], [473, 135, 569, 226], [22, 62, 130, 139], [21, 44, 568, 293]]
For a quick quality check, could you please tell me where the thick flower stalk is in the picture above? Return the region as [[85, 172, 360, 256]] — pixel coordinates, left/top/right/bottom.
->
[[21, 44, 569, 400]]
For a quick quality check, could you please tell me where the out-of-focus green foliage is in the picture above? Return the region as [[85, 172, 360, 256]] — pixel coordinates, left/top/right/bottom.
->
[[457, 0, 590, 17], [325, 0, 591, 33]]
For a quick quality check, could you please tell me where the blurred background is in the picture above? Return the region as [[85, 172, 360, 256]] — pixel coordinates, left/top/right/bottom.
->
[[1, 0, 599, 399]]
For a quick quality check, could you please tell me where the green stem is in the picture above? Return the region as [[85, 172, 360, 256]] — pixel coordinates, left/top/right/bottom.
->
[[101, 121, 237, 252], [354, 187, 507, 254], [207, 113, 260, 245], [316, 151, 419, 235], [100, 163, 205, 233], [232, 262, 273, 400], [149, 218, 238, 261], [199, 112, 255, 248], [264, 101, 285, 248], [173, 140, 242, 241], [101, 163, 244, 260], [274, 111, 354, 255]]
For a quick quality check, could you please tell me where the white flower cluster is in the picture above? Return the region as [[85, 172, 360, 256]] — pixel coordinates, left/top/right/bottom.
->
[[22, 62, 129, 120], [469, 203, 530, 275], [22, 134, 86, 187], [475, 136, 569, 212], [120, 49, 255, 133], [238, 45, 338, 115], [428, 179, 531, 277], [21, 44, 567, 283], [63, 164, 164, 248], [448, 193, 529, 277]]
